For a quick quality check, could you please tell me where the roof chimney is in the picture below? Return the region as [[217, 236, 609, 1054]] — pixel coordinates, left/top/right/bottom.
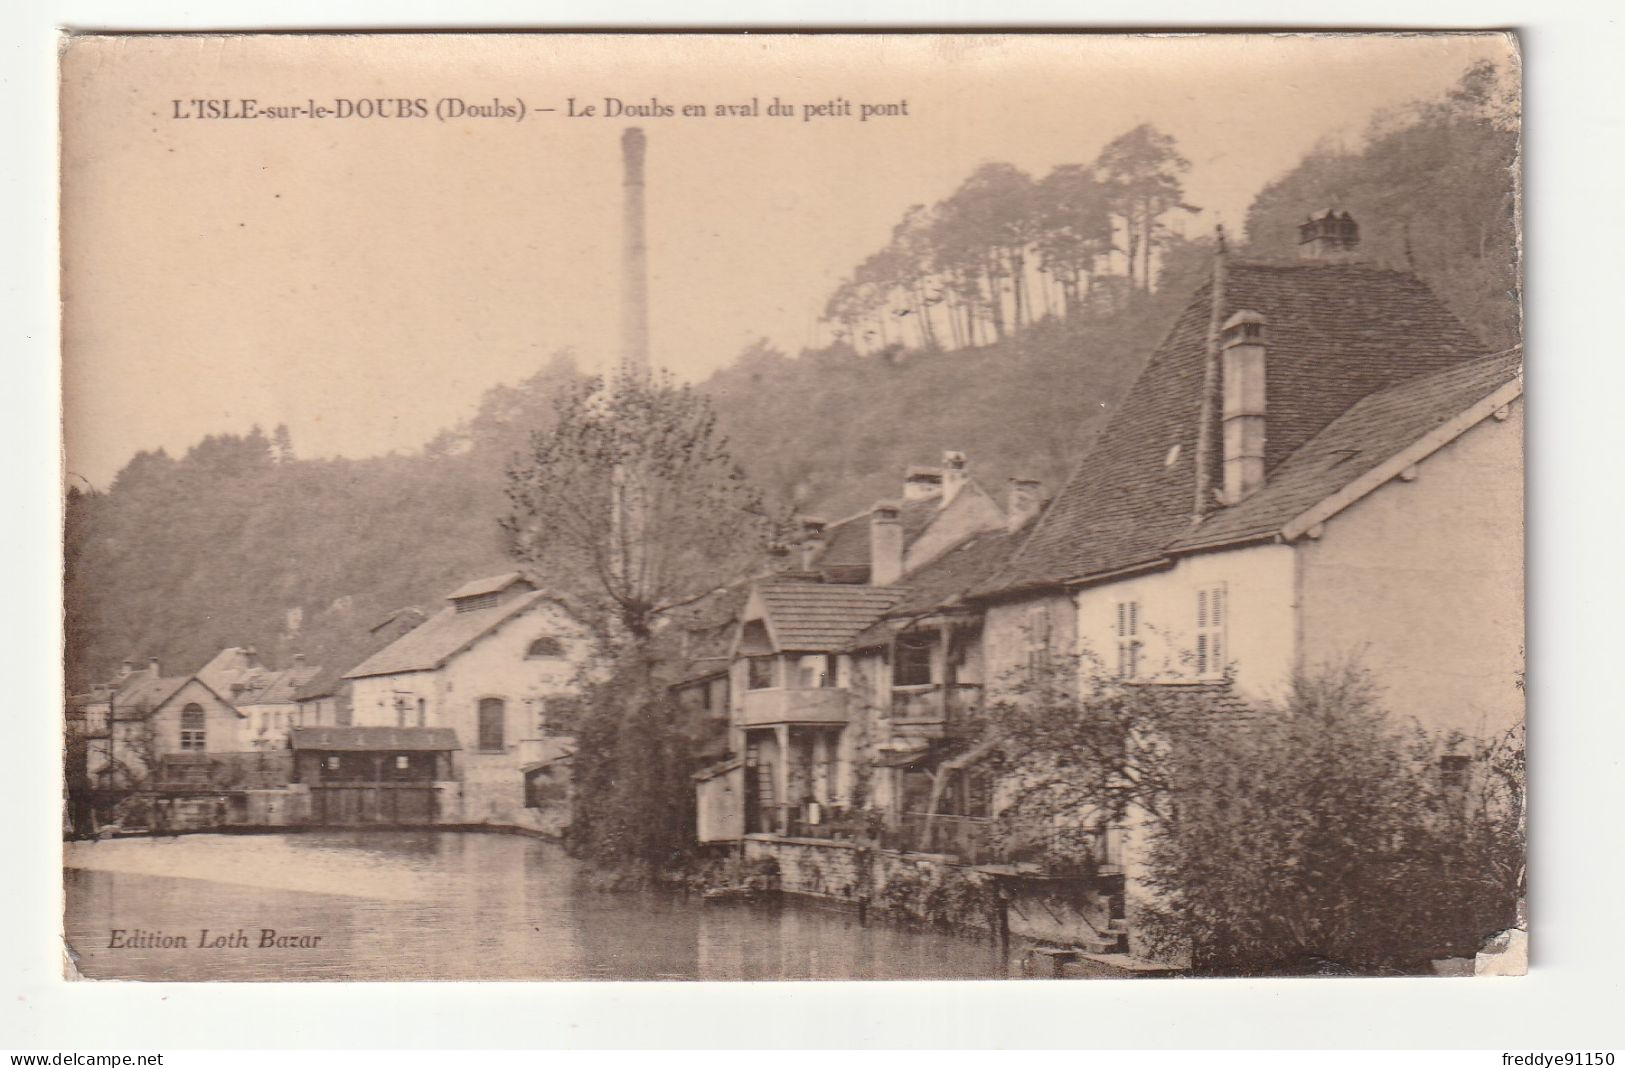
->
[[118, 658, 133, 679], [766, 541, 795, 573], [1006, 478, 1044, 533], [147, 656, 161, 679], [798, 516, 828, 571], [870, 500, 905, 586], [1220, 310, 1268, 502], [620, 128, 651, 371], [1297, 209, 1360, 261], [902, 465, 943, 502], [940, 451, 967, 507]]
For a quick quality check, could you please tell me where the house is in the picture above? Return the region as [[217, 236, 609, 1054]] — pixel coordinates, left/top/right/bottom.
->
[[197, 646, 323, 750], [952, 213, 1522, 956], [689, 212, 1521, 963], [82, 658, 247, 788], [340, 571, 590, 826], [294, 606, 429, 728], [982, 213, 1521, 742], [692, 453, 1025, 843]]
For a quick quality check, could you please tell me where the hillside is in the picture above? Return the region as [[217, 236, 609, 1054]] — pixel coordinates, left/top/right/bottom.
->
[[63, 62, 1518, 692]]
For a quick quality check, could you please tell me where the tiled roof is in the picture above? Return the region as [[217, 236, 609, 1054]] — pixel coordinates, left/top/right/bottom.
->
[[1172, 349, 1523, 553], [300, 607, 433, 700], [112, 675, 193, 716], [235, 665, 323, 706], [985, 260, 1488, 594], [110, 675, 235, 721], [288, 726, 461, 752], [1122, 680, 1265, 727], [816, 495, 942, 580], [344, 590, 548, 679], [754, 579, 907, 652], [851, 525, 1029, 649], [445, 572, 532, 601]]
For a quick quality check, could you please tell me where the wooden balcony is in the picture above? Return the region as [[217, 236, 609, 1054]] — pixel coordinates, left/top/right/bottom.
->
[[739, 686, 852, 727], [888, 683, 983, 736]]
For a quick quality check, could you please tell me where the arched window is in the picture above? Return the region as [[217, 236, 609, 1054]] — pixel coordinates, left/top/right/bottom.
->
[[179, 703, 206, 751], [478, 698, 506, 752], [526, 637, 565, 660]]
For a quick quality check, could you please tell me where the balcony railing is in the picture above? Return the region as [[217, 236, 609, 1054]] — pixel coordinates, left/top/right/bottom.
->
[[740, 686, 851, 727], [888, 683, 982, 732]]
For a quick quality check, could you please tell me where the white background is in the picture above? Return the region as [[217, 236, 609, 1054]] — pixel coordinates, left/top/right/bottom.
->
[[4, 0, 1623, 1052]]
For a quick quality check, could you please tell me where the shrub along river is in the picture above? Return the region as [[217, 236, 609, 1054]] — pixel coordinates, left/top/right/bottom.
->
[[63, 830, 1014, 981]]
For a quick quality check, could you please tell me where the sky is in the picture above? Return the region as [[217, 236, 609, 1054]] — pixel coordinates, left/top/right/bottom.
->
[[60, 32, 1514, 489]]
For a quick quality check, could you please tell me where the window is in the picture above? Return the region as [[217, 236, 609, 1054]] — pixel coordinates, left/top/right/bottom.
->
[[394, 696, 408, 728], [323, 754, 342, 772], [417, 698, 427, 728], [395, 755, 410, 771], [455, 591, 501, 613], [1026, 605, 1053, 681], [478, 697, 506, 752], [526, 637, 565, 659], [179, 703, 206, 751], [747, 655, 777, 691], [795, 654, 836, 688], [707, 676, 729, 716], [1439, 754, 1471, 790], [894, 634, 934, 688], [1115, 600, 1142, 678], [1195, 584, 1227, 676]]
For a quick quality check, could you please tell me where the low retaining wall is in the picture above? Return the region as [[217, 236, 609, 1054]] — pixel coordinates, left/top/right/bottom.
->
[[739, 834, 1121, 954]]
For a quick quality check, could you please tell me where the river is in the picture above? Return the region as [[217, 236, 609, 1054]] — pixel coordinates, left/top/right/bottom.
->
[[63, 830, 1015, 981]]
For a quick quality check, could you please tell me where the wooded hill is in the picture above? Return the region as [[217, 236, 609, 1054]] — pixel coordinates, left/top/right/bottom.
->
[[63, 62, 1518, 691]]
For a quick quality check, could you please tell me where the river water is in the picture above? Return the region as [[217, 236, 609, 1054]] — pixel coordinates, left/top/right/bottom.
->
[[63, 830, 1014, 981]]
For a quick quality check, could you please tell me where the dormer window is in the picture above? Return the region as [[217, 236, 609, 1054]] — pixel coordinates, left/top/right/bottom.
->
[[526, 637, 565, 659]]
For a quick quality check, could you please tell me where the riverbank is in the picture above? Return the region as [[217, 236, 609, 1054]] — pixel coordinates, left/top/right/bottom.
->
[[65, 830, 1016, 980]]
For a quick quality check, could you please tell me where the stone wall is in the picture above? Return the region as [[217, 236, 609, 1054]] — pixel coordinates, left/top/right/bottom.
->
[[739, 835, 1122, 951]]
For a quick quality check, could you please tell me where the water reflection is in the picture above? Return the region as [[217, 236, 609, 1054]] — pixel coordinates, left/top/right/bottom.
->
[[64, 831, 1012, 981]]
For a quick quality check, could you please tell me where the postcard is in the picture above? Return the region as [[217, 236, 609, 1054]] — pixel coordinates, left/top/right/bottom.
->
[[60, 31, 1524, 981]]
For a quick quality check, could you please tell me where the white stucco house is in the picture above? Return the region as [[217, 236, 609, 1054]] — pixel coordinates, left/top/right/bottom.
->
[[341, 571, 590, 826], [987, 216, 1523, 746]]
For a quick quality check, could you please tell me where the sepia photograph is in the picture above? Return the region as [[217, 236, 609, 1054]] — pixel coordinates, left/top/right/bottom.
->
[[57, 31, 1525, 985]]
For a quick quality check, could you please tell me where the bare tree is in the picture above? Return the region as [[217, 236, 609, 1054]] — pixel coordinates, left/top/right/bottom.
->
[[502, 365, 777, 646]]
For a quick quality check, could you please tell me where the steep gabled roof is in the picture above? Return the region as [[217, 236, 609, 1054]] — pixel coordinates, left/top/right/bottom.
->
[[1173, 349, 1523, 553], [984, 260, 1488, 594], [749, 579, 907, 652], [111, 675, 236, 721], [343, 590, 549, 679], [111, 675, 192, 715]]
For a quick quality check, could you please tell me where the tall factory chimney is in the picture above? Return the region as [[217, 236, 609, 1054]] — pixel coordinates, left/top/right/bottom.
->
[[620, 127, 651, 371]]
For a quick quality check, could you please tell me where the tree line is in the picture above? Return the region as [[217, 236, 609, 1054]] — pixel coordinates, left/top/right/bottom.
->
[[823, 124, 1196, 354]]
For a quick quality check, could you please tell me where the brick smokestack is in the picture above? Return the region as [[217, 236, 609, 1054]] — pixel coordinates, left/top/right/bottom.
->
[[621, 127, 651, 371]]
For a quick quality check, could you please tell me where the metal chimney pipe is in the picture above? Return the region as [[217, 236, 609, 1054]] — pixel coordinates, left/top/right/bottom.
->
[[620, 127, 651, 371]]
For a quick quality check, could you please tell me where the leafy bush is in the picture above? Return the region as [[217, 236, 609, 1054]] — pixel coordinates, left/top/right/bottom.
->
[[987, 658, 1524, 974]]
